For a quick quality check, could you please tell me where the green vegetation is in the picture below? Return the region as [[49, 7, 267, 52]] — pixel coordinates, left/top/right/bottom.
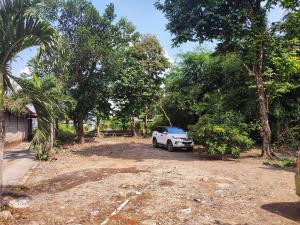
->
[[189, 111, 254, 158], [0, 0, 58, 201], [57, 124, 76, 143], [1, 0, 299, 164], [156, 0, 300, 158], [264, 158, 296, 168]]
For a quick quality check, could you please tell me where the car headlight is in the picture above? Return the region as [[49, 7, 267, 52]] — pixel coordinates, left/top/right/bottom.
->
[[172, 136, 182, 140]]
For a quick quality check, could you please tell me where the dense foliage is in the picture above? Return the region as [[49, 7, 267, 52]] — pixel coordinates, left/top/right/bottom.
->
[[113, 34, 169, 135], [4, 0, 299, 160], [156, 0, 300, 158]]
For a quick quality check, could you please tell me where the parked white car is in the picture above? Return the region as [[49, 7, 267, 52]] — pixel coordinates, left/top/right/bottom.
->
[[152, 126, 194, 151]]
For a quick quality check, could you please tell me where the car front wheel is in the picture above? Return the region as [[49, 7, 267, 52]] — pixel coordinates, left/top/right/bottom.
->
[[153, 138, 158, 148], [167, 140, 174, 152], [187, 147, 193, 151]]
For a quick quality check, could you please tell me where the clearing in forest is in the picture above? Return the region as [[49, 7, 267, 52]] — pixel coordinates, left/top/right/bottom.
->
[[2, 137, 299, 225]]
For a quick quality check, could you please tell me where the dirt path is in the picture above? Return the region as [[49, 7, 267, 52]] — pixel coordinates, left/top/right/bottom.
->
[[2, 138, 299, 225], [3, 143, 37, 186]]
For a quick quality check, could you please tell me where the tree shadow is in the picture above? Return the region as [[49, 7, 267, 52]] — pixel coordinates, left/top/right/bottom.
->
[[258, 164, 295, 173], [213, 220, 249, 225], [261, 201, 300, 222], [70, 142, 210, 162], [4, 149, 35, 162], [3, 167, 148, 199]]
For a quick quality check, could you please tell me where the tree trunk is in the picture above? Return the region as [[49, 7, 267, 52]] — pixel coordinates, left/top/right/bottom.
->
[[0, 69, 5, 207], [255, 44, 275, 158], [159, 96, 172, 127], [132, 116, 137, 137], [0, 110, 4, 208], [77, 119, 85, 144], [55, 119, 59, 138], [49, 123, 54, 150], [97, 124, 101, 138], [144, 107, 148, 137], [96, 116, 101, 138]]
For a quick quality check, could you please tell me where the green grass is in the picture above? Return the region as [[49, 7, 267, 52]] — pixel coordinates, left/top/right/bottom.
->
[[57, 124, 76, 143], [264, 157, 296, 168]]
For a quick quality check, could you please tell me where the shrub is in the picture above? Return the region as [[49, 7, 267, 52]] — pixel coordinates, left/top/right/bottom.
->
[[33, 143, 50, 161], [57, 124, 76, 143], [189, 111, 254, 158], [54, 139, 63, 148]]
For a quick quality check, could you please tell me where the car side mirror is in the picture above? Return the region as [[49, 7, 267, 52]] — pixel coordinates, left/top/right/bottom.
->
[[163, 131, 167, 134]]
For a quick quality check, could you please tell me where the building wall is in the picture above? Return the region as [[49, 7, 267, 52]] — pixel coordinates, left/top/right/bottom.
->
[[5, 113, 29, 144]]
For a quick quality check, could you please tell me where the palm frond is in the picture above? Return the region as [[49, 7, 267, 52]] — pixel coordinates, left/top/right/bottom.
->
[[11, 76, 55, 152], [0, 0, 59, 68]]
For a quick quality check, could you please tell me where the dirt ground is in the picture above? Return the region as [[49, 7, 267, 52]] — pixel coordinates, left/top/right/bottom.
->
[[2, 137, 300, 225]]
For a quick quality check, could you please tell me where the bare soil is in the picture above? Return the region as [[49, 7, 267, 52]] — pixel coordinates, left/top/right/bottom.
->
[[2, 137, 300, 225]]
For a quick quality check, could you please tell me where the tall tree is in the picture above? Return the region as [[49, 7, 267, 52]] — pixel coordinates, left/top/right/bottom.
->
[[113, 35, 169, 135], [0, 0, 57, 206], [46, 0, 139, 143], [156, 0, 288, 158]]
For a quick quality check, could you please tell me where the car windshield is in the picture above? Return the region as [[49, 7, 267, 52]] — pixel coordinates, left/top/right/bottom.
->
[[167, 128, 185, 134]]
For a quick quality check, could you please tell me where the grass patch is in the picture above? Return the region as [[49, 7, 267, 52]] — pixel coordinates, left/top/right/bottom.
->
[[57, 124, 76, 143], [264, 157, 296, 168]]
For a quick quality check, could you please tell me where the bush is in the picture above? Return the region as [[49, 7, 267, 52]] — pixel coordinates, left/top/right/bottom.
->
[[189, 111, 254, 158], [33, 143, 50, 161], [57, 124, 76, 143], [54, 139, 63, 148]]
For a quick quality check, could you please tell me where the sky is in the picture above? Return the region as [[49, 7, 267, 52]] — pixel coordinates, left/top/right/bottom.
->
[[11, 0, 286, 75]]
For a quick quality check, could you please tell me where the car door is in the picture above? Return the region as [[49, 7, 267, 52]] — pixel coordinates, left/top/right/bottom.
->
[[154, 127, 162, 144], [160, 127, 168, 145]]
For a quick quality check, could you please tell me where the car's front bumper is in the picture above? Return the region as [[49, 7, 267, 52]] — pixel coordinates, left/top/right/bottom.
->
[[173, 140, 194, 148]]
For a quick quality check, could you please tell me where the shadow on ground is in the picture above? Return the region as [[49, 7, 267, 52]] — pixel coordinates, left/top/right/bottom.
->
[[261, 201, 300, 223], [3, 167, 148, 199], [4, 149, 35, 162], [70, 142, 229, 162], [258, 164, 295, 173]]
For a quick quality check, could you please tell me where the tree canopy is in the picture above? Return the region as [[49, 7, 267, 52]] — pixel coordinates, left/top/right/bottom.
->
[[156, 0, 300, 158]]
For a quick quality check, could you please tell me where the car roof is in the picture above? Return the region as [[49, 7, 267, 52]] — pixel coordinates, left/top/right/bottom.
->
[[155, 126, 182, 129]]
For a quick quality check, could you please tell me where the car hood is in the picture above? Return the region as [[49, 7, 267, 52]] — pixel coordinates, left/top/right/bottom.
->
[[170, 134, 190, 139]]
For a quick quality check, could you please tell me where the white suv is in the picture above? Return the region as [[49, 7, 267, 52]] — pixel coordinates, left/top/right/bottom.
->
[[152, 126, 194, 152]]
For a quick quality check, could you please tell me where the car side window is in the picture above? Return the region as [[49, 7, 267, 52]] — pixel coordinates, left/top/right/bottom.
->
[[157, 127, 162, 133]]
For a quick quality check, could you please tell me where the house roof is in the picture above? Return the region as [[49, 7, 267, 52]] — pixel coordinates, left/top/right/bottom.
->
[[4, 97, 37, 118], [5, 105, 37, 118], [24, 106, 37, 118]]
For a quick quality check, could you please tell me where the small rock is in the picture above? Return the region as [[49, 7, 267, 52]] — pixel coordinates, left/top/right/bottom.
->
[[9, 197, 31, 209], [120, 184, 130, 189], [216, 183, 230, 189], [181, 208, 191, 214], [203, 177, 209, 182], [194, 198, 201, 202], [0, 210, 13, 219], [134, 191, 142, 195], [90, 210, 99, 216]]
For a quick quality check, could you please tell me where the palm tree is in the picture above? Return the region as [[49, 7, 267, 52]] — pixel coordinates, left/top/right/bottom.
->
[[0, 0, 58, 206]]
